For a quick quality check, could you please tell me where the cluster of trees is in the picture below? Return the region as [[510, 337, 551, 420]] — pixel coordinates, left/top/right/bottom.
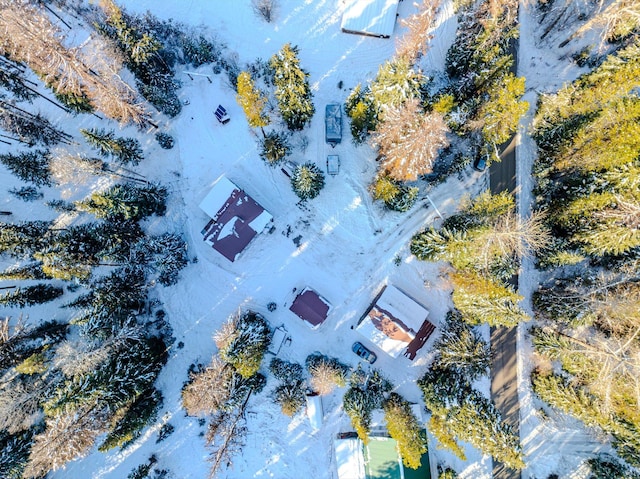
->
[[533, 39, 640, 260], [182, 310, 269, 478], [411, 191, 547, 327], [531, 274, 640, 467], [445, 0, 528, 163], [420, 311, 524, 469], [0, 0, 148, 124], [528, 31, 640, 469], [343, 0, 446, 211]]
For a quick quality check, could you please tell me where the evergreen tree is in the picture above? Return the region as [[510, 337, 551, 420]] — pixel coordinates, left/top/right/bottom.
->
[[81, 128, 144, 165], [273, 382, 305, 417], [0, 284, 63, 308], [291, 162, 325, 201], [215, 311, 270, 379], [236, 71, 270, 130], [269, 43, 315, 130], [259, 131, 291, 165], [434, 310, 489, 380], [75, 183, 167, 221], [0, 221, 51, 258], [382, 393, 427, 469], [478, 73, 528, 147], [343, 368, 392, 443], [450, 270, 527, 327], [371, 175, 419, 212], [345, 84, 378, 144], [0, 150, 51, 186], [370, 57, 423, 112], [270, 357, 304, 384]]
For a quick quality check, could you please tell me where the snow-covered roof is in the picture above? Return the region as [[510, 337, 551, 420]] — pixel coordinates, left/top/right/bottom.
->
[[356, 285, 434, 359], [306, 394, 323, 431], [334, 438, 365, 479], [340, 0, 400, 38], [199, 176, 273, 262], [289, 287, 331, 328], [325, 104, 342, 144]]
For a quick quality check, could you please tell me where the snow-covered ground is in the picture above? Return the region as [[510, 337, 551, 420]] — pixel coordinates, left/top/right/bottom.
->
[[0, 0, 615, 478]]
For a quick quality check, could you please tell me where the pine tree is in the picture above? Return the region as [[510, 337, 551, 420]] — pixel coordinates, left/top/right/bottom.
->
[[81, 128, 144, 165], [273, 382, 305, 417], [450, 270, 527, 327], [345, 84, 378, 144], [236, 71, 270, 130], [382, 393, 427, 469], [434, 310, 489, 380], [270, 357, 304, 384], [0, 284, 62, 308], [371, 175, 419, 212], [215, 311, 270, 379], [0, 221, 51, 258], [291, 162, 325, 201], [370, 58, 423, 112], [0, 150, 51, 187], [478, 73, 528, 147], [259, 131, 291, 165], [269, 43, 315, 131], [75, 183, 167, 221]]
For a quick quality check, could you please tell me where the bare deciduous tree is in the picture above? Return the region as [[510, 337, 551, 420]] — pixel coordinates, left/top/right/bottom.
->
[[396, 0, 441, 63], [251, 0, 278, 23], [372, 98, 450, 181], [182, 357, 233, 417], [206, 409, 247, 479], [0, 0, 148, 125], [23, 405, 108, 478]]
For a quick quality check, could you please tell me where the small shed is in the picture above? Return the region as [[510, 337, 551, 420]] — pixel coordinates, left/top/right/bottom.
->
[[199, 176, 272, 262], [327, 155, 340, 176], [306, 393, 323, 430], [325, 104, 342, 146], [341, 0, 401, 39], [289, 287, 331, 329]]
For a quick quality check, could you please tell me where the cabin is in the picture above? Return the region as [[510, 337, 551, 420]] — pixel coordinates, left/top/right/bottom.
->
[[341, 0, 401, 39], [325, 104, 342, 146], [356, 285, 435, 360], [289, 287, 331, 329], [199, 176, 272, 262]]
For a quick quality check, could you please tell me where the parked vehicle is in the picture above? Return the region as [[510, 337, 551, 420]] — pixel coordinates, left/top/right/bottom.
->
[[326, 155, 340, 176], [325, 104, 342, 147], [280, 160, 298, 178], [352, 341, 377, 364], [473, 155, 487, 172]]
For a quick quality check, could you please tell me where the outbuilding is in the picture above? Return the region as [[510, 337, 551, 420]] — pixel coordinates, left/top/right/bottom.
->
[[289, 287, 331, 329], [341, 0, 401, 39]]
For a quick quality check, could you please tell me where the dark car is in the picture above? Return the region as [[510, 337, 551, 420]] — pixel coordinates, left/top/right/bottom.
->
[[473, 156, 487, 172], [352, 341, 377, 364]]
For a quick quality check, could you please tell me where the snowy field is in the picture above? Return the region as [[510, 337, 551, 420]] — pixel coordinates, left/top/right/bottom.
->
[[0, 0, 614, 478]]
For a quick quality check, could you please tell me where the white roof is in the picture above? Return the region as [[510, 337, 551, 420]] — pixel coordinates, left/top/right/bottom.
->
[[341, 0, 400, 38], [198, 176, 237, 219], [356, 285, 429, 358], [334, 438, 365, 479], [306, 394, 323, 431]]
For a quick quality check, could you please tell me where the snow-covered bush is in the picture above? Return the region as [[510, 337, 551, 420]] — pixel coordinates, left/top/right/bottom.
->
[[215, 311, 271, 378], [305, 353, 348, 395], [291, 162, 325, 201]]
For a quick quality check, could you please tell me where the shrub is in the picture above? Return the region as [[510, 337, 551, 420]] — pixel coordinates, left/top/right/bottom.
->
[[155, 132, 175, 149], [291, 163, 325, 201], [305, 353, 348, 395]]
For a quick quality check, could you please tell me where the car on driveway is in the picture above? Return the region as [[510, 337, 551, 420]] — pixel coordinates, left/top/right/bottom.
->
[[473, 155, 487, 172], [352, 341, 377, 364]]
